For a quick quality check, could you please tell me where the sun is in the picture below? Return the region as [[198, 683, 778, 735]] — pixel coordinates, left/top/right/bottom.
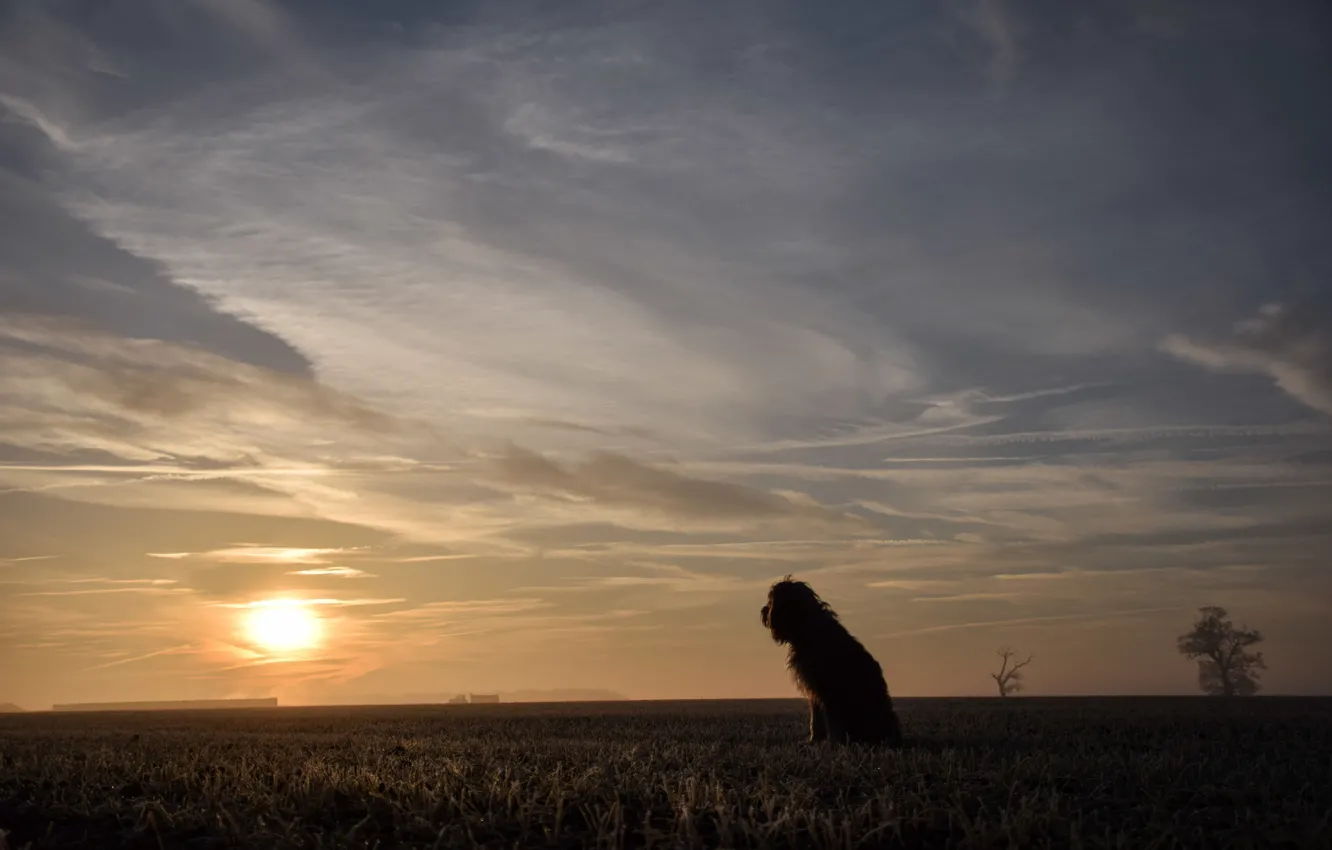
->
[[241, 600, 322, 655]]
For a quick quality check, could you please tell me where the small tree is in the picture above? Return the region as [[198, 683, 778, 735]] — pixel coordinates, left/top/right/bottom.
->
[[1176, 606, 1265, 697], [991, 646, 1033, 697]]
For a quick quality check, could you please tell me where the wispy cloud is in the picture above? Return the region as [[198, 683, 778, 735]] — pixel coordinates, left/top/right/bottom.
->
[[879, 607, 1189, 639], [81, 643, 196, 671], [391, 554, 481, 563], [65, 578, 177, 586], [373, 599, 552, 621], [214, 598, 407, 609], [909, 592, 1022, 604], [0, 316, 398, 457], [21, 585, 187, 597], [484, 446, 871, 532], [1164, 300, 1332, 417], [286, 566, 374, 578], [0, 93, 81, 151], [948, 0, 1021, 86], [538, 562, 758, 595], [196, 547, 361, 564]]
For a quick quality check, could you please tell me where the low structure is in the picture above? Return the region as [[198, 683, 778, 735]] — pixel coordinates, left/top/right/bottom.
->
[[469, 693, 500, 704]]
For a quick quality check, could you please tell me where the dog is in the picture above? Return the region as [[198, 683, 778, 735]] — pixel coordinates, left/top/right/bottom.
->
[[760, 576, 902, 746]]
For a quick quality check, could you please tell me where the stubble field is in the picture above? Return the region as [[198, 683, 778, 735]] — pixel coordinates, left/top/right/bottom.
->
[[1, 697, 1329, 849]]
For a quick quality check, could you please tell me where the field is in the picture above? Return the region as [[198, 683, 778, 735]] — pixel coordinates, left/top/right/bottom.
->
[[1, 697, 1329, 849]]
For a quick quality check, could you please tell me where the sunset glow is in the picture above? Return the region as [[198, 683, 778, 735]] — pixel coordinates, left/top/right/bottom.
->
[[241, 601, 323, 656]]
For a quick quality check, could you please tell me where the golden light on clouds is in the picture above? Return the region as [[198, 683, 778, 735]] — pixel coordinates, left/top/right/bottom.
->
[[240, 600, 323, 656]]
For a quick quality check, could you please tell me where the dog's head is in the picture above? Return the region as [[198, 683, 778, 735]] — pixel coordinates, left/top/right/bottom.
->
[[761, 575, 835, 645]]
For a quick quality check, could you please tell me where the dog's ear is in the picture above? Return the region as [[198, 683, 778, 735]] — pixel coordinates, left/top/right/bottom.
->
[[765, 585, 783, 639], [766, 579, 800, 641]]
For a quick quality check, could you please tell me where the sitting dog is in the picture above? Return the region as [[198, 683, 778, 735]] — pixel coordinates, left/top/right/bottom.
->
[[760, 576, 903, 746]]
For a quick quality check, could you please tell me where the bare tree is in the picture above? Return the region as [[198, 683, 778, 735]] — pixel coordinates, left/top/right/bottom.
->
[[991, 646, 1033, 697], [1177, 606, 1265, 697]]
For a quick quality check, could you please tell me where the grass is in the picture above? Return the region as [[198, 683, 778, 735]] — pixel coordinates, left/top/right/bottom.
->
[[1, 697, 1329, 849]]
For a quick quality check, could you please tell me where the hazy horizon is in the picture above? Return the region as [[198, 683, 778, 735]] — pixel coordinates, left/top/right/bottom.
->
[[2, 0, 1330, 710]]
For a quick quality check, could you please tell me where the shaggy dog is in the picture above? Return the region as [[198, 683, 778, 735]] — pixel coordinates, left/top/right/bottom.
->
[[760, 576, 903, 746]]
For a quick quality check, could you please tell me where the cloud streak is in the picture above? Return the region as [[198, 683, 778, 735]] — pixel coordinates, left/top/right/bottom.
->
[[287, 566, 374, 578], [1164, 299, 1332, 416], [485, 446, 871, 532], [877, 606, 1190, 639]]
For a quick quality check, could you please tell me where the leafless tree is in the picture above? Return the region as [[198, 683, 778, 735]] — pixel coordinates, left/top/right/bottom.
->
[[991, 646, 1033, 697], [1177, 606, 1265, 696]]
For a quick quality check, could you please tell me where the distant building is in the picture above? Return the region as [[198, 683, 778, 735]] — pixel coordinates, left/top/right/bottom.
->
[[447, 694, 468, 704], [52, 698, 278, 712], [468, 693, 500, 704]]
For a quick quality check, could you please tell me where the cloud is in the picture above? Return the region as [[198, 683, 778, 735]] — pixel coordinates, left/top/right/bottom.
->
[[214, 597, 406, 609], [504, 102, 635, 164], [373, 598, 552, 621], [0, 314, 386, 423], [909, 592, 1021, 604], [728, 383, 1114, 456], [363, 601, 652, 657], [21, 586, 187, 597], [949, 0, 1020, 85], [168, 546, 360, 564], [0, 315, 402, 464], [866, 578, 959, 591], [914, 422, 1320, 449], [0, 317, 488, 544], [544, 561, 756, 595], [0, 5, 931, 447], [64, 578, 177, 585], [0, 91, 313, 377], [1163, 300, 1332, 416], [81, 643, 196, 671], [287, 566, 374, 578], [0, 93, 80, 152], [877, 606, 1189, 639], [485, 446, 870, 531]]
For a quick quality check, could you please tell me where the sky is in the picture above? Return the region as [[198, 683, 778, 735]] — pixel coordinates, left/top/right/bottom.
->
[[1, 0, 1330, 710]]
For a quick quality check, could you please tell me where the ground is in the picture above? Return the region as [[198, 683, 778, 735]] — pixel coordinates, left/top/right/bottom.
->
[[0, 697, 1328, 848]]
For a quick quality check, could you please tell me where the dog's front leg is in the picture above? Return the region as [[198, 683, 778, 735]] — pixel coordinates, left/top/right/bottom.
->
[[808, 699, 828, 743], [823, 712, 848, 744]]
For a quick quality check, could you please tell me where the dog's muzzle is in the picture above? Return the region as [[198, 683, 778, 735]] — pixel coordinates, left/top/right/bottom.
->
[[760, 603, 770, 627]]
